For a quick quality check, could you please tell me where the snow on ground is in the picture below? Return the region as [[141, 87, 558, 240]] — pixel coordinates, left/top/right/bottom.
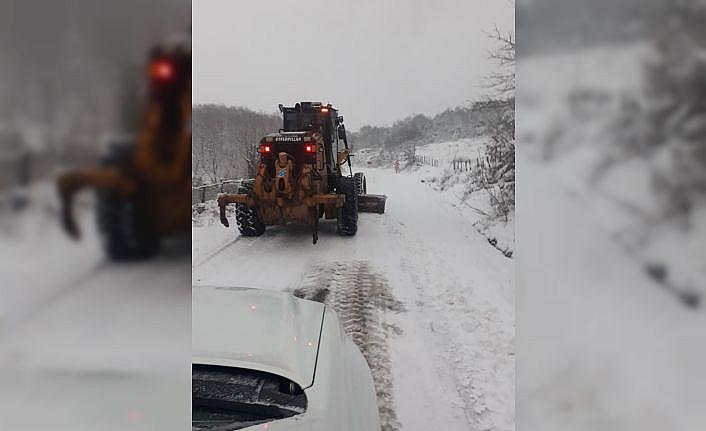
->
[[414, 138, 487, 165], [366, 138, 515, 256], [0, 183, 103, 330], [415, 139, 514, 256], [193, 166, 515, 431], [520, 40, 706, 301], [0, 183, 191, 430], [518, 42, 706, 430]]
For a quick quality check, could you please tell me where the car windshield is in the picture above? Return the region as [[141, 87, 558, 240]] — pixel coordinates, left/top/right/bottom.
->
[[192, 364, 307, 431]]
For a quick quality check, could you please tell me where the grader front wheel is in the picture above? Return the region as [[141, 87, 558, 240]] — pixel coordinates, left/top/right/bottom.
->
[[353, 172, 366, 195]]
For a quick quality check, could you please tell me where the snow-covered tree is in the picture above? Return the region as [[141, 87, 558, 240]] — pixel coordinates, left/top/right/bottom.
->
[[477, 19, 516, 220], [192, 105, 280, 183], [643, 0, 706, 216]]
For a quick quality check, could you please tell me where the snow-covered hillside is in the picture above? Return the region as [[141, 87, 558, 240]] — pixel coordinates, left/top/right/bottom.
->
[[193, 166, 515, 431], [518, 42, 706, 430]]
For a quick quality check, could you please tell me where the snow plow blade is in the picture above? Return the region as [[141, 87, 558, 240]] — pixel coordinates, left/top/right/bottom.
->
[[358, 194, 386, 214]]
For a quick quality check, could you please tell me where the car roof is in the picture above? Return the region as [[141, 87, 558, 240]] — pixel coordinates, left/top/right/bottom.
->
[[192, 286, 325, 389]]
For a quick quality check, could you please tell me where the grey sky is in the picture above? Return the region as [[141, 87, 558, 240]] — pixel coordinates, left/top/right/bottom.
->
[[194, 0, 514, 130]]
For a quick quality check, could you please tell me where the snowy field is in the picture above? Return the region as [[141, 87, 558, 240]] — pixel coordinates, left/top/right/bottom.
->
[[414, 138, 487, 166], [518, 42, 706, 430], [193, 167, 515, 431], [0, 187, 191, 430]]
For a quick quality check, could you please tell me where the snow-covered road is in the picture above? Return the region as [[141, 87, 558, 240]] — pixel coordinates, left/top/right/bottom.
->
[[193, 167, 515, 431], [0, 200, 191, 430]]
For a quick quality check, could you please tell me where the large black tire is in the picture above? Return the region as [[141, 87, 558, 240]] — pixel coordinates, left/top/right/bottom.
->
[[353, 172, 367, 195], [95, 141, 160, 260], [235, 180, 265, 237], [96, 192, 161, 260], [96, 141, 161, 260], [337, 176, 358, 236]]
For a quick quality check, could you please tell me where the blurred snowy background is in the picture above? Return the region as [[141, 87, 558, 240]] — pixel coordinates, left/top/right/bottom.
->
[[517, 0, 706, 430], [0, 1, 190, 430]]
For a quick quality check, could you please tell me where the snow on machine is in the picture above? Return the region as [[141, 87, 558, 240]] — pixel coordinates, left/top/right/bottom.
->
[[217, 102, 386, 244], [192, 286, 381, 430]]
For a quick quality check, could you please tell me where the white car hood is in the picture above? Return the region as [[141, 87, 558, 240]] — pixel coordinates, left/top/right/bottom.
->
[[192, 286, 324, 389]]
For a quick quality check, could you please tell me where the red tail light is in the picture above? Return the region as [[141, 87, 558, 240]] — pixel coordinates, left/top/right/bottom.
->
[[304, 144, 316, 153], [259, 144, 272, 153], [150, 60, 174, 81]]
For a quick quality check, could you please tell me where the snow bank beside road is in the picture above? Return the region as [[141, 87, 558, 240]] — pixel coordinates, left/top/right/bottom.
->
[[380, 138, 515, 257], [518, 41, 706, 430], [520, 40, 705, 303]]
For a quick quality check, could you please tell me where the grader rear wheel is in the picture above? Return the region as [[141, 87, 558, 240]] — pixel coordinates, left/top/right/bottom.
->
[[95, 142, 161, 260], [235, 180, 265, 237], [337, 177, 358, 236], [96, 192, 161, 260]]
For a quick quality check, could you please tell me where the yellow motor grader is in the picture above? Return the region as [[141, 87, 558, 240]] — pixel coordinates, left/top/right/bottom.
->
[[218, 102, 386, 244], [56, 44, 191, 259]]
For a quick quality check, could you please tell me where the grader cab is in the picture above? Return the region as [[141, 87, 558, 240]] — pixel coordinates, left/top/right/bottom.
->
[[218, 102, 386, 244], [56, 44, 191, 259]]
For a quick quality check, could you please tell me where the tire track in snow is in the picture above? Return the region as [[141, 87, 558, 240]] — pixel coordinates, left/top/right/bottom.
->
[[384, 211, 514, 431], [192, 236, 242, 269], [0, 261, 108, 337], [293, 260, 405, 431]]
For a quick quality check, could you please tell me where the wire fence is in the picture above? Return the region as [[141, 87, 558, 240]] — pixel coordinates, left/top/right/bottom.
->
[[191, 178, 244, 204], [413, 154, 440, 167], [413, 154, 475, 172], [451, 159, 474, 172]]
